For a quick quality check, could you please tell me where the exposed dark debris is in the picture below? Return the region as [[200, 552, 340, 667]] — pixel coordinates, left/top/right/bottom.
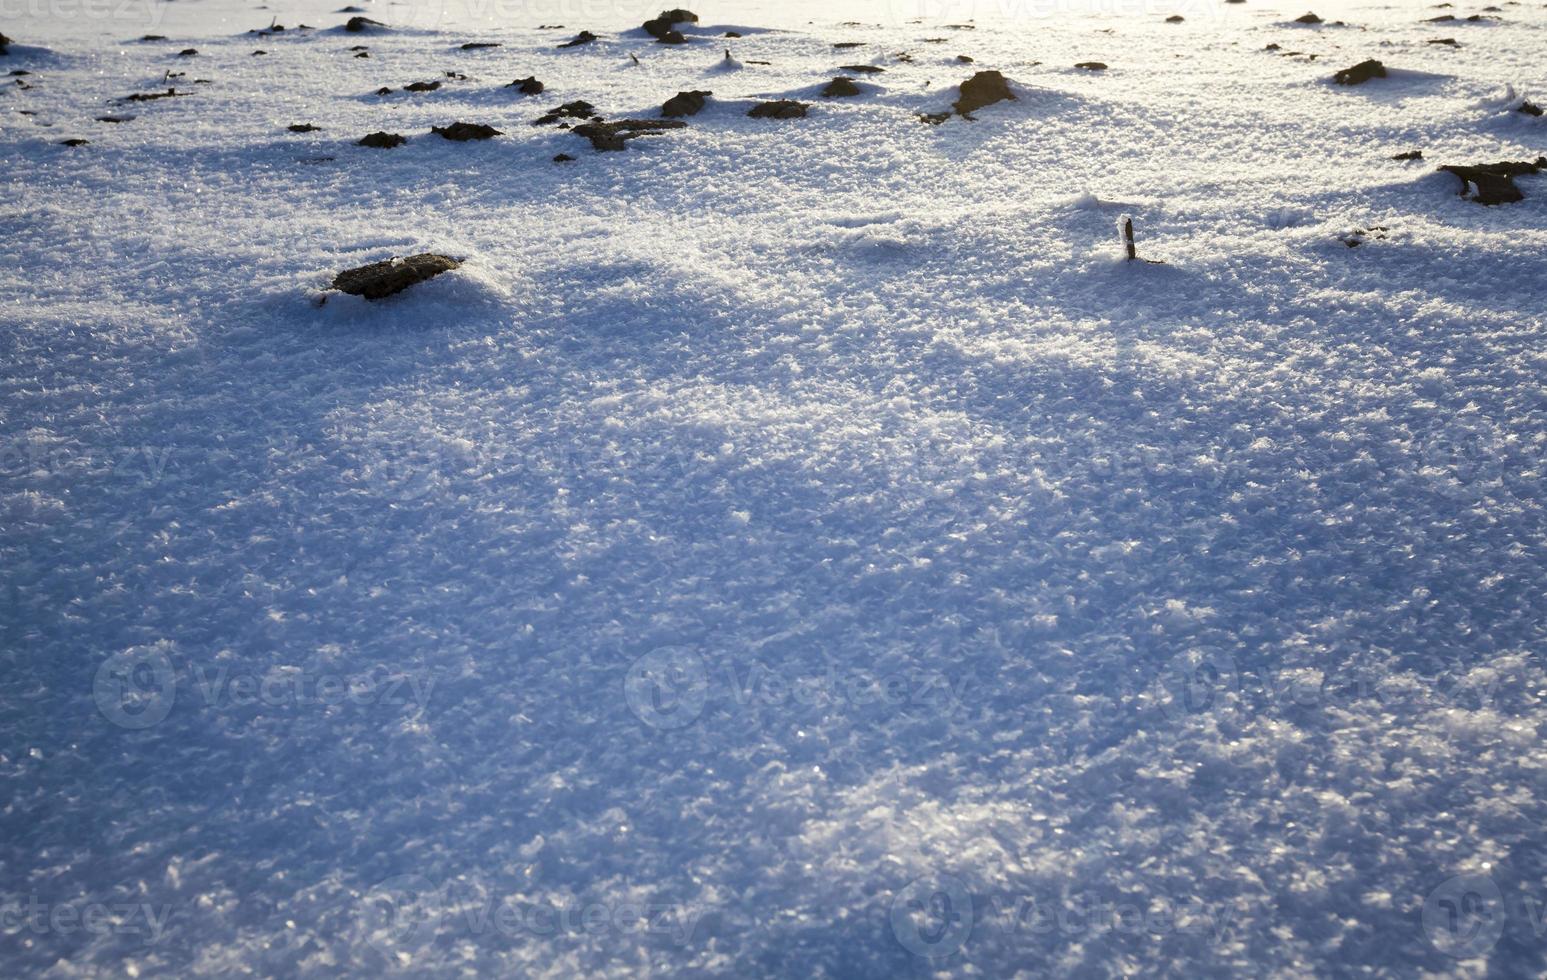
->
[[358, 131, 406, 148], [1392, 149, 1424, 160], [662, 90, 710, 116], [572, 117, 686, 150], [333, 254, 460, 299], [123, 88, 189, 102], [558, 30, 597, 47], [748, 99, 809, 118], [535, 100, 597, 124], [510, 76, 544, 94], [1338, 225, 1388, 247], [344, 16, 384, 32], [643, 8, 697, 44], [289, 123, 322, 132], [822, 76, 862, 97], [1333, 59, 1386, 84], [1440, 156, 1547, 203], [1074, 61, 1107, 70], [951, 69, 1014, 116], [432, 121, 501, 140]]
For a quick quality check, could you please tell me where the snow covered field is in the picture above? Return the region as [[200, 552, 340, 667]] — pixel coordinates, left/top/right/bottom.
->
[[3, 0, 1547, 974]]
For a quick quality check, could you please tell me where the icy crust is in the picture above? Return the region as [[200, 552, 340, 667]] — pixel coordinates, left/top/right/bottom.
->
[[4, 0, 1547, 976]]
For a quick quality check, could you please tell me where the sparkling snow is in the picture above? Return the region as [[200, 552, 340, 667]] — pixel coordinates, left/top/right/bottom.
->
[[3, 0, 1546, 974]]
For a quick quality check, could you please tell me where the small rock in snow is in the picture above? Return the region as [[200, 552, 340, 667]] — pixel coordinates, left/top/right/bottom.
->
[[1333, 59, 1386, 84], [748, 99, 809, 118], [358, 131, 406, 148], [534, 100, 596, 124], [332, 254, 461, 299], [571, 118, 686, 150], [643, 8, 697, 42], [822, 76, 862, 97], [952, 69, 1014, 115], [1439, 157, 1547, 204], [662, 90, 710, 116], [432, 121, 501, 140]]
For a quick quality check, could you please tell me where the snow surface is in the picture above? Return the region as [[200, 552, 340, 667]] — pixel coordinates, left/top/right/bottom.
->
[[3, 0, 1547, 975]]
